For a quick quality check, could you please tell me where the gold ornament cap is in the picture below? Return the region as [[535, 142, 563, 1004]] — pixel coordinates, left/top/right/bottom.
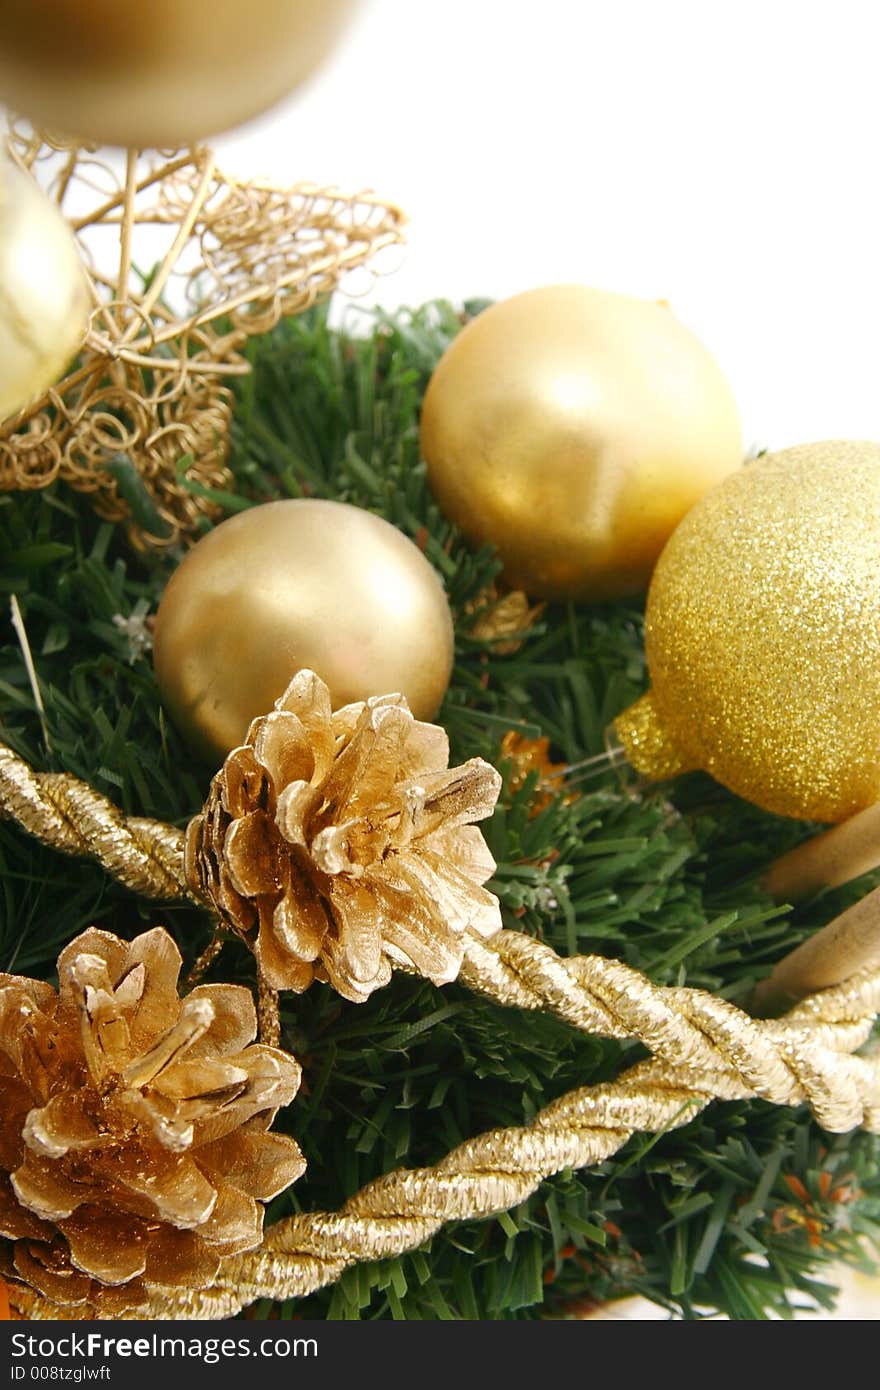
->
[[614, 691, 696, 783], [615, 441, 880, 822]]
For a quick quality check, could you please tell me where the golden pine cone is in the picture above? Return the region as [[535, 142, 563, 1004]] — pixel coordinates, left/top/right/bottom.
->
[[0, 927, 304, 1315], [186, 669, 503, 1002]]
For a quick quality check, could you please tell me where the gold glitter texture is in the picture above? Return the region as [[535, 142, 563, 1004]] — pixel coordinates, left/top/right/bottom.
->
[[616, 441, 880, 822]]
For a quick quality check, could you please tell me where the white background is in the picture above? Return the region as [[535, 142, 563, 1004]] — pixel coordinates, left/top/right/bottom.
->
[[215, 0, 880, 454]]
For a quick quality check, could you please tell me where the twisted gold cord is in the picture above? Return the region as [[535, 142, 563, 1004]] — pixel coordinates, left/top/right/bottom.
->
[[13, 1061, 704, 1319], [459, 931, 880, 1121], [12, 1025, 880, 1320], [150, 1064, 720, 1318], [2, 736, 878, 1084], [3, 738, 880, 1320], [0, 741, 190, 901]]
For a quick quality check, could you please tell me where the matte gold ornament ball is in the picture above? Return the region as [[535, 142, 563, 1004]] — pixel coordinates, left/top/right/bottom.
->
[[420, 285, 743, 601], [615, 441, 880, 823], [0, 0, 358, 148], [153, 499, 455, 764], [0, 162, 89, 421]]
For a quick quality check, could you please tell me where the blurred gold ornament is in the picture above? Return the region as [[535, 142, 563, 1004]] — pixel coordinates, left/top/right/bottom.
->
[[0, 0, 359, 148], [185, 668, 502, 1002], [0, 926, 304, 1315], [153, 498, 455, 762], [420, 285, 742, 601], [0, 159, 89, 420], [0, 128, 405, 548], [615, 441, 880, 822]]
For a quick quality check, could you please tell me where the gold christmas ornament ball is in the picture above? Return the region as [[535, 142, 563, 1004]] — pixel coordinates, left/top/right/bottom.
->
[[0, 161, 89, 422], [0, 0, 358, 148], [153, 499, 455, 764], [420, 285, 743, 601], [615, 441, 880, 823]]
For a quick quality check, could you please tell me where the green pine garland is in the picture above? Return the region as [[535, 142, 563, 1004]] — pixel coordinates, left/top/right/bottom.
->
[[1, 300, 879, 1320]]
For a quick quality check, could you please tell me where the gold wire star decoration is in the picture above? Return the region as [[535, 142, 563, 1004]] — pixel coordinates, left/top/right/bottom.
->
[[0, 123, 406, 548]]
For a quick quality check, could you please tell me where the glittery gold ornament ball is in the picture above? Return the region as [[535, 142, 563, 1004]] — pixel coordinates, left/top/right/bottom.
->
[[615, 441, 880, 823], [0, 162, 89, 422], [153, 499, 454, 764], [0, 0, 358, 148], [420, 285, 742, 601]]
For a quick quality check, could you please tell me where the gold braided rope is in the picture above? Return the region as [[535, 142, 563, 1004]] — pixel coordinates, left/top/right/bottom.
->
[[11, 1025, 880, 1320], [0, 742, 191, 902], [4, 736, 878, 1076], [3, 734, 879, 1067], [0, 1064, 734, 1319], [2, 736, 880, 1319]]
